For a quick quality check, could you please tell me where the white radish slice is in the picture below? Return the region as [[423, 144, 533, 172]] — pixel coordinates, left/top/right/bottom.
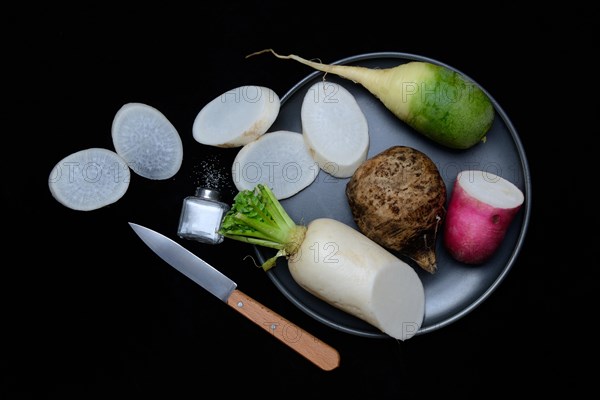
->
[[444, 170, 525, 264], [112, 103, 183, 180], [193, 85, 280, 148], [232, 130, 319, 199], [301, 81, 369, 178], [48, 148, 130, 211]]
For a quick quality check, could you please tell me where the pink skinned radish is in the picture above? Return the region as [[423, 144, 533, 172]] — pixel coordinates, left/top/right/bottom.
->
[[443, 170, 524, 264]]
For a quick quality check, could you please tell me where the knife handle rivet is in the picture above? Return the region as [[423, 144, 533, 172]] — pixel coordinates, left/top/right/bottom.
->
[[237, 301, 244, 308]]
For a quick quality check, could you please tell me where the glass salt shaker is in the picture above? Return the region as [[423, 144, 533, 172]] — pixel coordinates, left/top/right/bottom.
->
[[177, 188, 230, 244]]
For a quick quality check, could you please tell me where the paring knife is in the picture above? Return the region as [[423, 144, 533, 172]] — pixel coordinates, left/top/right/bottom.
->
[[128, 222, 340, 371]]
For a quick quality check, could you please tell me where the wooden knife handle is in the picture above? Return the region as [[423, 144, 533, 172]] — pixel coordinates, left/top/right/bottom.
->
[[227, 289, 340, 371]]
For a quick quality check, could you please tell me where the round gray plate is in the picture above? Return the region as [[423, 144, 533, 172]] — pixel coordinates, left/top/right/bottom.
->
[[255, 52, 531, 338]]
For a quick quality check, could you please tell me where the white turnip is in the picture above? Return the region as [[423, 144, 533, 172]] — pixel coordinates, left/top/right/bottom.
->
[[48, 148, 130, 211], [112, 103, 183, 180], [193, 85, 280, 148], [250, 49, 494, 150], [301, 81, 369, 178], [232, 130, 319, 199], [443, 170, 524, 264], [219, 184, 425, 341]]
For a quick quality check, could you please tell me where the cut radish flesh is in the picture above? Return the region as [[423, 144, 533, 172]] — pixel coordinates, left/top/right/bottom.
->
[[443, 170, 525, 264], [112, 103, 183, 180], [301, 81, 369, 178], [232, 130, 319, 199], [193, 85, 280, 148], [48, 148, 130, 211]]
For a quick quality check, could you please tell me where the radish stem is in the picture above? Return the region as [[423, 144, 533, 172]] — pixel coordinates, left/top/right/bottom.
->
[[247, 49, 377, 83], [220, 184, 306, 270]]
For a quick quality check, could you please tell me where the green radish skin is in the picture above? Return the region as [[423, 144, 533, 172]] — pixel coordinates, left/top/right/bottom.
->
[[402, 63, 495, 149], [253, 50, 495, 150]]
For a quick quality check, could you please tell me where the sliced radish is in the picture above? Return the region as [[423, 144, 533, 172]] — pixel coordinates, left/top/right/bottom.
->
[[48, 148, 130, 211], [193, 85, 280, 148], [112, 103, 183, 180], [232, 130, 319, 199], [443, 170, 525, 264], [301, 81, 369, 178]]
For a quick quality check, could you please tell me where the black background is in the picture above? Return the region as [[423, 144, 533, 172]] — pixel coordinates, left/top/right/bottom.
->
[[3, 4, 594, 398]]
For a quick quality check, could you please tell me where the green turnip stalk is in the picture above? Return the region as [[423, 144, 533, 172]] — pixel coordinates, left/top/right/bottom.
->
[[219, 184, 306, 271]]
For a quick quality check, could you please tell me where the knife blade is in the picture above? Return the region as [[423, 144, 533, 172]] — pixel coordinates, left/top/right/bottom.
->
[[128, 222, 340, 371]]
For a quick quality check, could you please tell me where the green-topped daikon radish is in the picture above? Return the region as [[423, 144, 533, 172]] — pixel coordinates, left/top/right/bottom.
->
[[251, 49, 495, 150], [219, 184, 425, 341]]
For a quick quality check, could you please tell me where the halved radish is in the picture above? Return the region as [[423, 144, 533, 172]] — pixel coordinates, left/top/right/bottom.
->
[[193, 85, 280, 148], [232, 130, 319, 199], [443, 170, 525, 264], [112, 103, 183, 180], [301, 81, 369, 178], [220, 185, 426, 340], [289, 218, 425, 340], [48, 148, 130, 211]]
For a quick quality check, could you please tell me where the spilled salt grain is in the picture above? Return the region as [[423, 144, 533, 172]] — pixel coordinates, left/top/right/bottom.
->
[[191, 153, 237, 198]]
